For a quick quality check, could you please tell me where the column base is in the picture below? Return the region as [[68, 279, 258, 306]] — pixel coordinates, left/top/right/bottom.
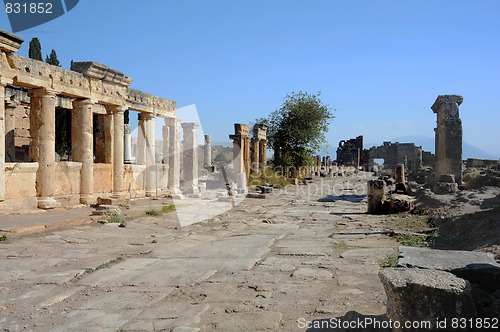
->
[[80, 195, 96, 205], [38, 197, 60, 210], [112, 192, 128, 199]]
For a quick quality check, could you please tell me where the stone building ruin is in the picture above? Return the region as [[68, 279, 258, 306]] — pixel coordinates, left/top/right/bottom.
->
[[0, 29, 206, 211], [336, 135, 370, 170]]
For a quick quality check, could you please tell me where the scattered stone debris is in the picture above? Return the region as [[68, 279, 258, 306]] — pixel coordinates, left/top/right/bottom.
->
[[92, 205, 121, 216]]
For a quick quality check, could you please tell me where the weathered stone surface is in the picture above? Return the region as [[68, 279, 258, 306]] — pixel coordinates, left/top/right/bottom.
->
[[92, 205, 121, 216], [398, 246, 500, 292], [435, 181, 459, 194], [367, 180, 386, 214], [439, 174, 456, 183], [389, 194, 415, 213], [379, 268, 475, 329], [292, 267, 333, 280]]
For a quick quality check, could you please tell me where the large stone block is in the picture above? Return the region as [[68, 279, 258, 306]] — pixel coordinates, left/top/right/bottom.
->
[[397, 246, 500, 293], [379, 268, 476, 330]]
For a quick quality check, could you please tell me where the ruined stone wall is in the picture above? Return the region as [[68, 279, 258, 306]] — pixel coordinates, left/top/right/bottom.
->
[[369, 142, 423, 173], [93, 164, 113, 194]]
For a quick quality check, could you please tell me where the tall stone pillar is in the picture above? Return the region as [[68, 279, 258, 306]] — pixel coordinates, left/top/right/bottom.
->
[[165, 117, 182, 195], [181, 122, 199, 194], [204, 134, 212, 167], [259, 139, 267, 170], [431, 95, 463, 185], [29, 88, 59, 209], [0, 77, 13, 201], [5, 100, 18, 162], [250, 136, 260, 174], [137, 113, 146, 165], [143, 112, 156, 197], [229, 124, 249, 185], [108, 106, 127, 195], [243, 136, 250, 178], [162, 125, 169, 164], [72, 99, 96, 204], [124, 124, 133, 164]]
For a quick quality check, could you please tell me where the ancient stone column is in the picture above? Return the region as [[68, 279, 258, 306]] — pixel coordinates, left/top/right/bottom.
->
[[204, 134, 212, 167], [136, 113, 146, 165], [162, 125, 169, 164], [108, 106, 127, 195], [243, 135, 250, 178], [250, 136, 260, 174], [29, 88, 59, 209], [367, 179, 386, 214], [5, 100, 18, 162], [395, 164, 405, 184], [72, 99, 96, 204], [0, 77, 13, 201], [165, 117, 182, 195], [182, 122, 199, 194], [229, 124, 249, 185], [124, 124, 133, 164], [259, 139, 267, 170], [143, 112, 156, 197], [432, 95, 463, 185]]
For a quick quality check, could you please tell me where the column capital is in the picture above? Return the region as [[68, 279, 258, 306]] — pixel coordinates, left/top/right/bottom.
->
[[164, 117, 181, 126], [29, 88, 59, 98], [0, 77, 13, 87], [181, 122, 199, 130], [73, 98, 97, 107], [106, 105, 128, 114], [141, 112, 156, 120]]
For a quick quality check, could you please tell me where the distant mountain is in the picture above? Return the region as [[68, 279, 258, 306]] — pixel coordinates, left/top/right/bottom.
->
[[321, 135, 499, 160]]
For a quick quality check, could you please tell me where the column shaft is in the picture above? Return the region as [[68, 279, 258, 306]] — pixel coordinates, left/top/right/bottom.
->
[[165, 118, 181, 194], [250, 138, 260, 174], [0, 78, 12, 201], [72, 99, 95, 204], [111, 107, 126, 194], [181, 122, 199, 194], [137, 113, 146, 165], [259, 139, 267, 170], [29, 88, 59, 209], [144, 113, 155, 197]]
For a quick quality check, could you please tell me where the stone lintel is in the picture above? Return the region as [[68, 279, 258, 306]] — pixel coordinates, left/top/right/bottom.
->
[[71, 61, 133, 87], [229, 134, 247, 140], [0, 30, 24, 53], [181, 122, 199, 130], [431, 95, 463, 115]]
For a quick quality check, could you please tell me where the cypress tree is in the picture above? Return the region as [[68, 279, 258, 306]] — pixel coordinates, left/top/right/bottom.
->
[[28, 38, 42, 61]]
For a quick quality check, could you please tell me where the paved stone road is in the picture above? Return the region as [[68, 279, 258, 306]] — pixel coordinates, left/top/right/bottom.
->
[[0, 174, 398, 331]]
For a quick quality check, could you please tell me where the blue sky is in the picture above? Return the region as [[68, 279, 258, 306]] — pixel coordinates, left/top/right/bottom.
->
[[1, 0, 499, 157]]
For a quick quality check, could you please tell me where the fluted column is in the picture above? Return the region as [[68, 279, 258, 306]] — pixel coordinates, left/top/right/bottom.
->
[[72, 99, 96, 204], [108, 105, 127, 195], [29, 88, 59, 209], [0, 77, 13, 201], [165, 117, 182, 195], [143, 112, 156, 197]]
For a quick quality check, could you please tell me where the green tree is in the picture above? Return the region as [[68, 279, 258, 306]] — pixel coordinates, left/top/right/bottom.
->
[[28, 38, 42, 61], [45, 49, 60, 66], [265, 91, 334, 170]]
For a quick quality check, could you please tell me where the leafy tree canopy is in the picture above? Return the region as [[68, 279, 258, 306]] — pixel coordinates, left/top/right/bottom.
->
[[263, 91, 334, 169]]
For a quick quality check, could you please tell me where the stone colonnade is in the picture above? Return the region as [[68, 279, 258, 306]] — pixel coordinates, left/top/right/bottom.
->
[[229, 124, 250, 188], [0, 29, 177, 209]]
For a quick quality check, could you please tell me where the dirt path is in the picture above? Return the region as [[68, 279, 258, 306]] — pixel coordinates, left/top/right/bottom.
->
[[0, 174, 403, 331]]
